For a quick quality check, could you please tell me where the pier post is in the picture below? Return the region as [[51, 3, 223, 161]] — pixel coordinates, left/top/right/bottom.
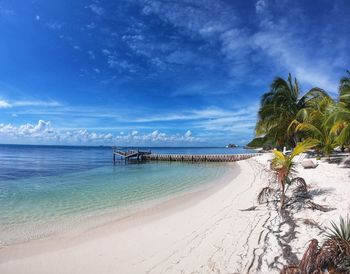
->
[[113, 153, 115, 165]]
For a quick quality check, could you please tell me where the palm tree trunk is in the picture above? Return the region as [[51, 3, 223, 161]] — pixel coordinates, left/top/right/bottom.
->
[[280, 178, 286, 209]]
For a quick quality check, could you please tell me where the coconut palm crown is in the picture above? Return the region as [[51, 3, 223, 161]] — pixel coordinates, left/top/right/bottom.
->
[[255, 73, 329, 149], [327, 71, 350, 148], [288, 95, 337, 158]]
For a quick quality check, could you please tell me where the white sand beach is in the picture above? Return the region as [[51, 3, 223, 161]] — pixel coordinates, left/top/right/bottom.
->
[[0, 154, 349, 274]]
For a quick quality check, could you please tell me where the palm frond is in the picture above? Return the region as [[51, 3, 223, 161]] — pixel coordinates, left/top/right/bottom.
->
[[326, 215, 350, 242], [290, 177, 307, 193], [257, 187, 274, 204], [291, 139, 318, 158], [299, 239, 320, 274], [295, 123, 323, 139], [336, 123, 350, 146]]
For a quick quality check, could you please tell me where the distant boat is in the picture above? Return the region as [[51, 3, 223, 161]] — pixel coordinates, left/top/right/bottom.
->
[[226, 144, 238, 148]]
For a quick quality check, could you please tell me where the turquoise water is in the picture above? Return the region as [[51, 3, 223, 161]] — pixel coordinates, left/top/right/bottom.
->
[[0, 145, 245, 245]]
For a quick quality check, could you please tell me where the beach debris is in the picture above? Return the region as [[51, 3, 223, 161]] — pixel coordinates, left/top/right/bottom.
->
[[301, 159, 319, 169], [239, 206, 257, 211], [305, 201, 332, 212], [281, 216, 350, 274], [301, 219, 325, 232]]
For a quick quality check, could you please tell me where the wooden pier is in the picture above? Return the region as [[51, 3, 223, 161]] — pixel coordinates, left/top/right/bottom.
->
[[113, 147, 260, 163], [113, 147, 151, 163], [143, 153, 260, 162]]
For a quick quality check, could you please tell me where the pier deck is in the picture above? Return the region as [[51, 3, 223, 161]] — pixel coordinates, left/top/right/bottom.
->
[[113, 147, 151, 163], [143, 153, 260, 162], [112, 147, 260, 163]]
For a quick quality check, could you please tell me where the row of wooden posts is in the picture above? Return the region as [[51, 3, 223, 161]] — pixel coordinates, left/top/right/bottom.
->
[[138, 153, 260, 162], [112, 147, 261, 163]]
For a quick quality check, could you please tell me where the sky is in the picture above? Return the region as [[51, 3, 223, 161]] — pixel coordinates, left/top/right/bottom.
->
[[0, 0, 349, 146]]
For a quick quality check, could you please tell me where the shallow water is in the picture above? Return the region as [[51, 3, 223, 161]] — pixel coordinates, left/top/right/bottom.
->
[[0, 145, 249, 245]]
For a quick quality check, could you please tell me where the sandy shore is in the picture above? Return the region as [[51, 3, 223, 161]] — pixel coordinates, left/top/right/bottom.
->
[[0, 154, 349, 274]]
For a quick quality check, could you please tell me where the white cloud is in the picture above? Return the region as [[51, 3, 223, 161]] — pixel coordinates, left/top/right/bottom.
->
[[0, 100, 11, 108], [0, 121, 202, 145], [86, 22, 96, 29], [255, 0, 266, 14], [0, 5, 14, 16], [35, 15, 40, 21], [0, 99, 62, 108], [46, 21, 64, 30], [184, 130, 192, 138], [252, 0, 341, 94], [88, 4, 104, 16], [137, 0, 345, 94], [133, 106, 257, 123], [88, 50, 96, 60]]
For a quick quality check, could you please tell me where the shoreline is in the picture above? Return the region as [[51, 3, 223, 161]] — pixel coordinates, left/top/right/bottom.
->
[[1, 154, 349, 273], [0, 162, 235, 247], [0, 163, 239, 262]]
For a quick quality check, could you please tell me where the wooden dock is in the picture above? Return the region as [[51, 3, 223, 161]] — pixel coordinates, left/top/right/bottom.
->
[[113, 147, 151, 163], [143, 153, 260, 162], [113, 147, 260, 163]]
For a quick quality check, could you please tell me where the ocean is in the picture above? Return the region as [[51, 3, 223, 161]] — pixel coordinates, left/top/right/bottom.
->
[[0, 145, 254, 245]]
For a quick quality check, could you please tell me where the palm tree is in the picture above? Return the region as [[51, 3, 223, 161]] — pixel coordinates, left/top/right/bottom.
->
[[289, 96, 337, 159], [339, 70, 350, 107], [255, 73, 329, 149], [269, 139, 318, 209], [326, 71, 350, 149]]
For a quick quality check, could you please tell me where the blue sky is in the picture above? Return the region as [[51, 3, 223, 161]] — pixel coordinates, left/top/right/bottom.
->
[[0, 0, 349, 146]]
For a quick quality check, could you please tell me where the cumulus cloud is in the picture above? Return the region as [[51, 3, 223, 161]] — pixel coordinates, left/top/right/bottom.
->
[[0, 100, 11, 108], [0, 120, 201, 145], [184, 130, 192, 138]]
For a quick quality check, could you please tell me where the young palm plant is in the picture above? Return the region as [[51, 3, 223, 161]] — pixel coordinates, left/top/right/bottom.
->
[[258, 139, 318, 209], [319, 215, 350, 272], [282, 216, 350, 273]]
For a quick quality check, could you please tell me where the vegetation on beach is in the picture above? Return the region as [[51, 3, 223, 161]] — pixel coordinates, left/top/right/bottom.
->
[[248, 71, 350, 156], [257, 139, 316, 209], [250, 71, 350, 272], [281, 216, 350, 274], [257, 139, 329, 210]]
